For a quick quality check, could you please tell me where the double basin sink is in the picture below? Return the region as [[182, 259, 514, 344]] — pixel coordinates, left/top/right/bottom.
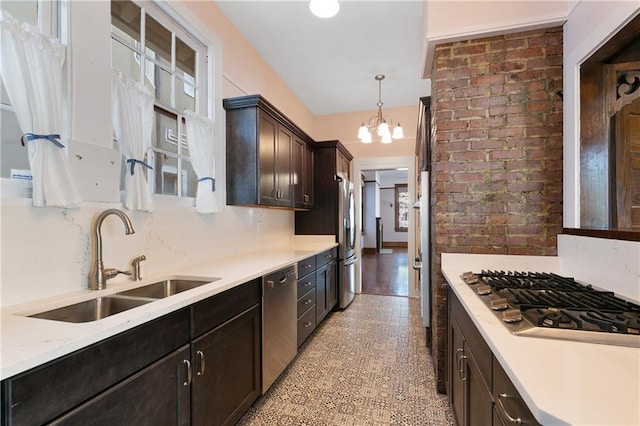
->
[[29, 277, 220, 323]]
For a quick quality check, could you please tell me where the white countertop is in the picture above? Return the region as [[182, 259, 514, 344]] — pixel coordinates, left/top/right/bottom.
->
[[0, 240, 337, 381], [442, 253, 640, 426]]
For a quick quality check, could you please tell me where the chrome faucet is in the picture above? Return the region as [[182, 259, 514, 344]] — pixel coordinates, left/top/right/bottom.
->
[[88, 209, 135, 290]]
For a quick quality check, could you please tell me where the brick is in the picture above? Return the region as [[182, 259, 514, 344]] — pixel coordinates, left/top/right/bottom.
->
[[468, 117, 505, 129], [453, 44, 488, 56], [471, 74, 505, 86], [489, 149, 525, 160], [454, 108, 487, 120], [470, 96, 508, 108], [452, 129, 489, 140]]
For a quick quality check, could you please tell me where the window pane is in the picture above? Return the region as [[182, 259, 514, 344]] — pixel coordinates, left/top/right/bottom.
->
[[153, 109, 178, 154], [111, 0, 141, 47], [182, 159, 197, 198], [176, 37, 195, 80], [175, 77, 195, 112], [154, 152, 178, 195], [1, 108, 30, 178], [1, 1, 38, 25], [148, 64, 171, 106], [111, 38, 140, 81], [145, 14, 171, 70]]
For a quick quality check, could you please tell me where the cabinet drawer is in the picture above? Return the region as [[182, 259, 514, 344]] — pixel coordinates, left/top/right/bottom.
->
[[493, 358, 540, 426], [297, 305, 316, 348], [191, 279, 260, 339], [297, 256, 316, 278], [2, 309, 190, 426], [316, 247, 338, 268], [297, 274, 316, 297], [297, 289, 316, 318]]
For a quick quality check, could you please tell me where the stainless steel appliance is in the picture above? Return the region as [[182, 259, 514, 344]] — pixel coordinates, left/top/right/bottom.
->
[[338, 178, 357, 309], [262, 264, 297, 393], [461, 271, 640, 347]]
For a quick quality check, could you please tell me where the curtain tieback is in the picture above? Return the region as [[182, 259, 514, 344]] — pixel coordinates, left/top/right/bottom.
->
[[198, 177, 215, 191], [21, 133, 65, 148], [126, 159, 153, 176]]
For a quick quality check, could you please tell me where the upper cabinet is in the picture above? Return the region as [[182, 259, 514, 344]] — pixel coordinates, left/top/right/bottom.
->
[[223, 95, 314, 210]]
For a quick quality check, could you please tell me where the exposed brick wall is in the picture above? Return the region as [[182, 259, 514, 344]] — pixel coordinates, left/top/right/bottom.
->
[[429, 27, 564, 393]]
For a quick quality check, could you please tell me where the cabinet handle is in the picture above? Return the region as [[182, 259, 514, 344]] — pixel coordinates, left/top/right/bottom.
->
[[304, 298, 312, 305], [279, 276, 287, 284], [196, 350, 206, 376], [456, 348, 467, 381], [303, 264, 312, 269], [183, 359, 192, 386], [303, 281, 312, 287], [496, 393, 523, 424], [304, 321, 312, 328]]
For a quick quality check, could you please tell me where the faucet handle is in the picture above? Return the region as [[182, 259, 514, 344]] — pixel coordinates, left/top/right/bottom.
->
[[131, 255, 146, 281], [104, 268, 131, 280]]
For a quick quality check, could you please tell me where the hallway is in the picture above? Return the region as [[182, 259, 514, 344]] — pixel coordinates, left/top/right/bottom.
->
[[362, 247, 409, 297], [238, 294, 453, 425]]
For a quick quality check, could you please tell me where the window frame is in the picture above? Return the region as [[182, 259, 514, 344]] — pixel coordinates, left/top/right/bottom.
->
[[110, 0, 208, 199]]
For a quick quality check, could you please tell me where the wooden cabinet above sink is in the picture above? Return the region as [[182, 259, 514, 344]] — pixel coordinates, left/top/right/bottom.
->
[[223, 95, 315, 210]]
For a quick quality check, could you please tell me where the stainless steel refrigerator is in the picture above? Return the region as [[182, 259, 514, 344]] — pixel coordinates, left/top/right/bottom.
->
[[295, 140, 356, 310]]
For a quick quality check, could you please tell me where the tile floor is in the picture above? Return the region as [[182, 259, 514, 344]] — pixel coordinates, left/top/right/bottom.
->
[[238, 294, 454, 425]]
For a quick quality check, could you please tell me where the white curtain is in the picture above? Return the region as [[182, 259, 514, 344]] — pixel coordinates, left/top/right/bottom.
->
[[110, 69, 154, 212], [0, 11, 81, 207], [184, 110, 220, 214]]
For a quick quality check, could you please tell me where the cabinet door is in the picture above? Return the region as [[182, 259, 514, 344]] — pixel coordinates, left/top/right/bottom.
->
[[51, 346, 191, 426], [276, 125, 293, 206], [316, 263, 328, 323], [449, 315, 466, 426], [258, 112, 278, 206], [467, 352, 493, 426], [191, 305, 261, 426], [326, 260, 338, 310], [292, 136, 305, 209], [303, 142, 314, 207]]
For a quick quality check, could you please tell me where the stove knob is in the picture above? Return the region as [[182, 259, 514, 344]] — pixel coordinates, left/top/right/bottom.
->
[[476, 284, 491, 295], [490, 297, 508, 311], [503, 309, 523, 323]]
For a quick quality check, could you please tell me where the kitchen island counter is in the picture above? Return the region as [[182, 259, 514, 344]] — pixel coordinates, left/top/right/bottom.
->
[[0, 238, 337, 380], [442, 253, 640, 426]]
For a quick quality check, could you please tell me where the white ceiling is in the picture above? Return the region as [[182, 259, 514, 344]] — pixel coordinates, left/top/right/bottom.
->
[[215, 0, 428, 116]]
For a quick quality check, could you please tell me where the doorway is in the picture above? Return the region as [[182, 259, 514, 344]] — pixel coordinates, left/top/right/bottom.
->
[[353, 156, 417, 299]]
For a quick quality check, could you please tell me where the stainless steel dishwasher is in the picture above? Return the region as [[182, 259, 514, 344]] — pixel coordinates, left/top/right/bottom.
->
[[262, 264, 297, 393]]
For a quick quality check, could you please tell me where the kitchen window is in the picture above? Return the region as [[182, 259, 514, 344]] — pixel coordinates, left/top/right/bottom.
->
[[111, 0, 207, 198], [1, 0, 59, 182], [395, 184, 408, 232]]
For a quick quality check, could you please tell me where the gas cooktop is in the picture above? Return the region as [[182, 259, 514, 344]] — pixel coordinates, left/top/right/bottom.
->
[[461, 271, 640, 348]]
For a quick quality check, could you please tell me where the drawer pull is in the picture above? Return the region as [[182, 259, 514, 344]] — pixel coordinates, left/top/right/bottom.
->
[[196, 350, 206, 376], [304, 321, 312, 328], [304, 298, 312, 305], [303, 264, 313, 269], [496, 393, 522, 424], [325, 254, 332, 258], [303, 281, 312, 287], [279, 276, 287, 284], [183, 359, 192, 386]]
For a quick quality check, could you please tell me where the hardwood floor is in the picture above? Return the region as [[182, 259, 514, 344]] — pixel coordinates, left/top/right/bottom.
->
[[361, 247, 408, 296]]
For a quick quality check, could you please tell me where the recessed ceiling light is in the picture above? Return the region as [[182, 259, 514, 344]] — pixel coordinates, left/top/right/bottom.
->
[[309, 0, 340, 19]]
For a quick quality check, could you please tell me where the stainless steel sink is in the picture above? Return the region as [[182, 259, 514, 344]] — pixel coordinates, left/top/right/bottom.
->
[[29, 296, 151, 323], [116, 277, 220, 299]]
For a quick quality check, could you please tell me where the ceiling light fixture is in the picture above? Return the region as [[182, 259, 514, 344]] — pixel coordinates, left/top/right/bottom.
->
[[309, 0, 340, 18], [357, 74, 404, 144]]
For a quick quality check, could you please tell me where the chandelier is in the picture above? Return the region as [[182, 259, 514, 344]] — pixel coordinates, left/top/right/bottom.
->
[[357, 74, 404, 144]]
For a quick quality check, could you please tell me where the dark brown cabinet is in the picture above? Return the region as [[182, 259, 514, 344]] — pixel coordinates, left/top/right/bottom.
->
[[316, 248, 338, 324], [295, 140, 353, 236], [293, 136, 314, 209], [448, 288, 541, 426], [1, 281, 261, 426], [224, 95, 314, 210]]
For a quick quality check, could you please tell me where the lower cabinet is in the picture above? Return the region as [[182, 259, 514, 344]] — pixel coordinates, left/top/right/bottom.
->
[[448, 288, 540, 426], [316, 260, 337, 323], [1, 280, 261, 426]]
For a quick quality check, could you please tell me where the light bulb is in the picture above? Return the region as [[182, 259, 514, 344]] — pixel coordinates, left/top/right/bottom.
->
[[309, 0, 340, 18], [361, 130, 372, 144], [392, 124, 404, 139], [357, 123, 368, 140], [377, 121, 389, 136]]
